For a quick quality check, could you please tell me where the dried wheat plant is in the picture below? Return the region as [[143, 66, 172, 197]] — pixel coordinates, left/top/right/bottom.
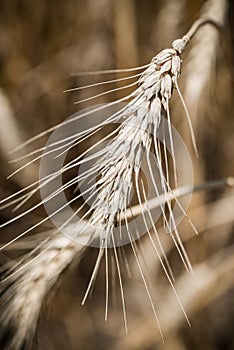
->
[[183, 0, 228, 140], [0, 14, 225, 350]]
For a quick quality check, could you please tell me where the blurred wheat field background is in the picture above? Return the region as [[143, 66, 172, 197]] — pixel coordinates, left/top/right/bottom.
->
[[0, 0, 234, 349]]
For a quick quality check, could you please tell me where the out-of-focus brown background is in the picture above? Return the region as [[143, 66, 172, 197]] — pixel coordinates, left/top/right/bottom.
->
[[0, 0, 234, 349]]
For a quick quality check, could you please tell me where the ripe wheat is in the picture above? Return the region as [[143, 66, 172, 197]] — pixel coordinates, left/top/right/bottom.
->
[[0, 16, 223, 350]]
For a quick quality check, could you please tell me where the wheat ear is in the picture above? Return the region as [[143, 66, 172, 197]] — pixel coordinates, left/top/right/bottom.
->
[[0, 16, 223, 348], [0, 224, 89, 350]]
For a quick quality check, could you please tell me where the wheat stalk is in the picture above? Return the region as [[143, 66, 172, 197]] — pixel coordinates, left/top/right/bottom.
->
[[183, 0, 228, 133], [0, 15, 224, 349]]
